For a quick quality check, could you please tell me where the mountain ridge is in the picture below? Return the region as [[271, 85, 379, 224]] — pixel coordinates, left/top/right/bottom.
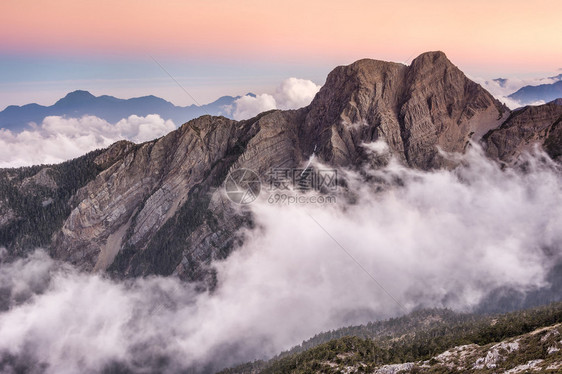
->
[[0, 51, 560, 288], [302, 50, 508, 168], [508, 80, 562, 105], [0, 90, 242, 131]]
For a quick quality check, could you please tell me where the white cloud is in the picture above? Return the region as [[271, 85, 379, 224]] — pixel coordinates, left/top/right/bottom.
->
[[362, 139, 389, 154], [0, 146, 561, 372], [229, 78, 321, 120], [0, 114, 175, 168], [230, 93, 277, 121], [274, 77, 321, 110]]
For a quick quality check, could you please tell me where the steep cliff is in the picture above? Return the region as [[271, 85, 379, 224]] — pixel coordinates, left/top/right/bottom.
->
[[304, 51, 508, 168], [0, 51, 558, 284], [483, 99, 562, 163]]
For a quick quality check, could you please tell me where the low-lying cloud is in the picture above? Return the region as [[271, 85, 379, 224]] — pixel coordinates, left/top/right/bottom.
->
[[0, 78, 318, 167], [0, 146, 561, 373], [228, 78, 321, 120], [0, 114, 175, 168]]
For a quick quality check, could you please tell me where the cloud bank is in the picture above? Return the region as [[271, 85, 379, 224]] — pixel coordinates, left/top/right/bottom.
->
[[0, 147, 561, 373], [230, 94, 277, 121], [0, 115, 175, 168], [228, 78, 321, 120]]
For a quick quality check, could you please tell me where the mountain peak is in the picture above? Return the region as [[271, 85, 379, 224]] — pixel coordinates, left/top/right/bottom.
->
[[64, 90, 95, 99], [304, 51, 505, 168], [408, 50, 458, 76], [6, 52, 562, 307], [313, 51, 455, 101], [55, 90, 96, 106], [412, 50, 448, 62]]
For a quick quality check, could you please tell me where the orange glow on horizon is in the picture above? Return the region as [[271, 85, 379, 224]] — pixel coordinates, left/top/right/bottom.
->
[[1, 0, 561, 73]]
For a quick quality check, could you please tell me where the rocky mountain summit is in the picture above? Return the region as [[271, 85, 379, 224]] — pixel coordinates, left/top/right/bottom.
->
[[1, 51, 561, 285], [303, 51, 508, 168]]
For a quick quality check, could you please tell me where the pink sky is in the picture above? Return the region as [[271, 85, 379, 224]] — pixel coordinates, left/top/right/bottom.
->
[[0, 0, 561, 109], [2, 0, 561, 73]]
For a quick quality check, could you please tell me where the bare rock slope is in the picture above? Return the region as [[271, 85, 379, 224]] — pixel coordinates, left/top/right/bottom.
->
[[484, 99, 562, 163], [0, 51, 559, 282]]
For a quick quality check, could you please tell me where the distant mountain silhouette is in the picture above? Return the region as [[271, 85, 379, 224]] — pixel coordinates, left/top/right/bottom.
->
[[0, 90, 243, 131], [508, 78, 562, 105], [492, 77, 509, 87]]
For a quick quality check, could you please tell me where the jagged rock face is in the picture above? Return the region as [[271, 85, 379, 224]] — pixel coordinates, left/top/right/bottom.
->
[[302, 58, 408, 165], [400, 52, 508, 167], [20, 168, 58, 191], [50, 52, 509, 279], [0, 203, 15, 229], [483, 101, 562, 163], [2, 51, 559, 282], [51, 116, 260, 278], [303, 51, 508, 169]]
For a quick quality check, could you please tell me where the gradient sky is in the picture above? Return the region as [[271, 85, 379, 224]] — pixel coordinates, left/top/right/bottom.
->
[[1, 0, 561, 109]]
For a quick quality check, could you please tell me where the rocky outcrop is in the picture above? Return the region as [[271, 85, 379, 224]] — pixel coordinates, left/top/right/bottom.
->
[[20, 168, 58, 190], [1, 51, 559, 283], [0, 205, 15, 229], [52, 115, 259, 279], [483, 100, 562, 162], [303, 51, 508, 169], [54, 51, 511, 280], [370, 325, 562, 373]]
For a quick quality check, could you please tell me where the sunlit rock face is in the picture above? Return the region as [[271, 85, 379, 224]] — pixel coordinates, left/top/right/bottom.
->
[[2, 51, 560, 285]]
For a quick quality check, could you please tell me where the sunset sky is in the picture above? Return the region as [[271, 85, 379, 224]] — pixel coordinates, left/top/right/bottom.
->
[[1, 0, 561, 108]]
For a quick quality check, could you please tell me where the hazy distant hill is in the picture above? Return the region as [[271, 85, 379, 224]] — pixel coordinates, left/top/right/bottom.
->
[[0, 90, 242, 131], [508, 78, 562, 105]]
